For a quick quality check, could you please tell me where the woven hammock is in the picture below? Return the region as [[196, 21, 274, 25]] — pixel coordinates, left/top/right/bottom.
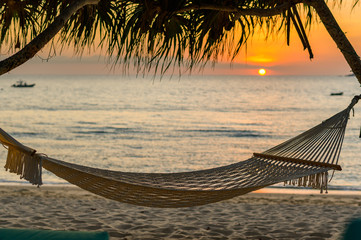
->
[[1, 96, 360, 208]]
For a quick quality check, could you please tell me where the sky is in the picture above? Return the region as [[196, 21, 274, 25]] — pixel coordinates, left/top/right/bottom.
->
[[2, 2, 361, 76]]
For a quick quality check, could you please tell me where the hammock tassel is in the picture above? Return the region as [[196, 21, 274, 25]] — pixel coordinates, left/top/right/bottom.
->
[[284, 171, 328, 193], [4, 146, 42, 186]]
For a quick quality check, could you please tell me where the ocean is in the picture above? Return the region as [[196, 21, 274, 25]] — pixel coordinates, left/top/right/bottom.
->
[[0, 74, 360, 192]]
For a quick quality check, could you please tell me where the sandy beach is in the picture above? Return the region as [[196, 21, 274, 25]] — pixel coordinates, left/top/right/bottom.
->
[[1, 185, 361, 239]]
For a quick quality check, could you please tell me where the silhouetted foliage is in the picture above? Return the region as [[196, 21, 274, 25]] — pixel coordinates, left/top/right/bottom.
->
[[0, 0, 359, 74]]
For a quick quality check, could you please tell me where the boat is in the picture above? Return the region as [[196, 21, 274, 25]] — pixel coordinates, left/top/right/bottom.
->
[[11, 80, 35, 88], [330, 92, 343, 96]]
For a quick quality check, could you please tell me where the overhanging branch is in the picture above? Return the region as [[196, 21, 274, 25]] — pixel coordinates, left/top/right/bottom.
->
[[0, 0, 100, 76], [308, 0, 361, 84]]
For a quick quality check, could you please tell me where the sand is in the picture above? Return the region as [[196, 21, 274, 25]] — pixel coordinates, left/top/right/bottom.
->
[[1, 185, 361, 240]]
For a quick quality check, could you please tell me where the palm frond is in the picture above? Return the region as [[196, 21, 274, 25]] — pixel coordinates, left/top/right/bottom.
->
[[1, 0, 358, 74]]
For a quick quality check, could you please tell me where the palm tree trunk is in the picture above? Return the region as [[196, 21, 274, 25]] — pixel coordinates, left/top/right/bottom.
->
[[0, 0, 100, 76], [308, 0, 361, 84]]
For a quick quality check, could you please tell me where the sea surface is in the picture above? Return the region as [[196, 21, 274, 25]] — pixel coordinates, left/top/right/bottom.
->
[[0, 74, 361, 192]]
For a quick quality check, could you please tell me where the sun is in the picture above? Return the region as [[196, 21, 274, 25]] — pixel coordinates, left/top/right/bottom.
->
[[258, 68, 266, 76]]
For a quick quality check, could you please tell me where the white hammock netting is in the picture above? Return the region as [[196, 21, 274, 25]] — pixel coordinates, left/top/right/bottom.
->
[[1, 96, 359, 208]]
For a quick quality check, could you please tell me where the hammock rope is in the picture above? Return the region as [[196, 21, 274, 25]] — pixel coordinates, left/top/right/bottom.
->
[[1, 95, 360, 208]]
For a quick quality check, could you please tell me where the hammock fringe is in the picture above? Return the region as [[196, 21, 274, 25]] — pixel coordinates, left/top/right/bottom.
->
[[284, 171, 328, 193], [4, 146, 42, 186]]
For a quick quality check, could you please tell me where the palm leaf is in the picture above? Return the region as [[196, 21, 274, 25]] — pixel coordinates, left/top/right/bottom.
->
[[0, 0, 357, 74]]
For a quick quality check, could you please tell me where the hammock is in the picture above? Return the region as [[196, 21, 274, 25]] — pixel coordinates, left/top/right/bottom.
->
[[1, 96, 360, 208]]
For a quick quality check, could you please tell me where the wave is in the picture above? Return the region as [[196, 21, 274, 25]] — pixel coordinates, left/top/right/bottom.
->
[[70, 126, 140, 135], [77, 121, 97, 125], [178, 129, 268, 138], [12, 132, 44, 138]]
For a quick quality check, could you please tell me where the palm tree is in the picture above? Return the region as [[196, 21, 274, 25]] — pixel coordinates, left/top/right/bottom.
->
[[0, 0, 360, 83]]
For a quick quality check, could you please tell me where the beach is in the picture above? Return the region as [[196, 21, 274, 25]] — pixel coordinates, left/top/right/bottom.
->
[[1, 185, 360, 239], [1, 75, 361, 240]]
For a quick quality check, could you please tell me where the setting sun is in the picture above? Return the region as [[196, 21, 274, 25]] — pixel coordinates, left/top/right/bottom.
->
[[258, 68, 266, 76]]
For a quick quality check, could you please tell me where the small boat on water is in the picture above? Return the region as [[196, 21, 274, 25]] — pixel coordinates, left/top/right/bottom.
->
[[330, 92, 343, 96], [11, 80, 35, 88]]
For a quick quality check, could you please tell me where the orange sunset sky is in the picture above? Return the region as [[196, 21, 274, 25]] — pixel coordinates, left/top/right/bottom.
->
[[4, 2, 361, 76]]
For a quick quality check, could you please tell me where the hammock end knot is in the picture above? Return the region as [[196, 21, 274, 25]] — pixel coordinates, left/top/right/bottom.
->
[[348, 94, 361, 110]]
